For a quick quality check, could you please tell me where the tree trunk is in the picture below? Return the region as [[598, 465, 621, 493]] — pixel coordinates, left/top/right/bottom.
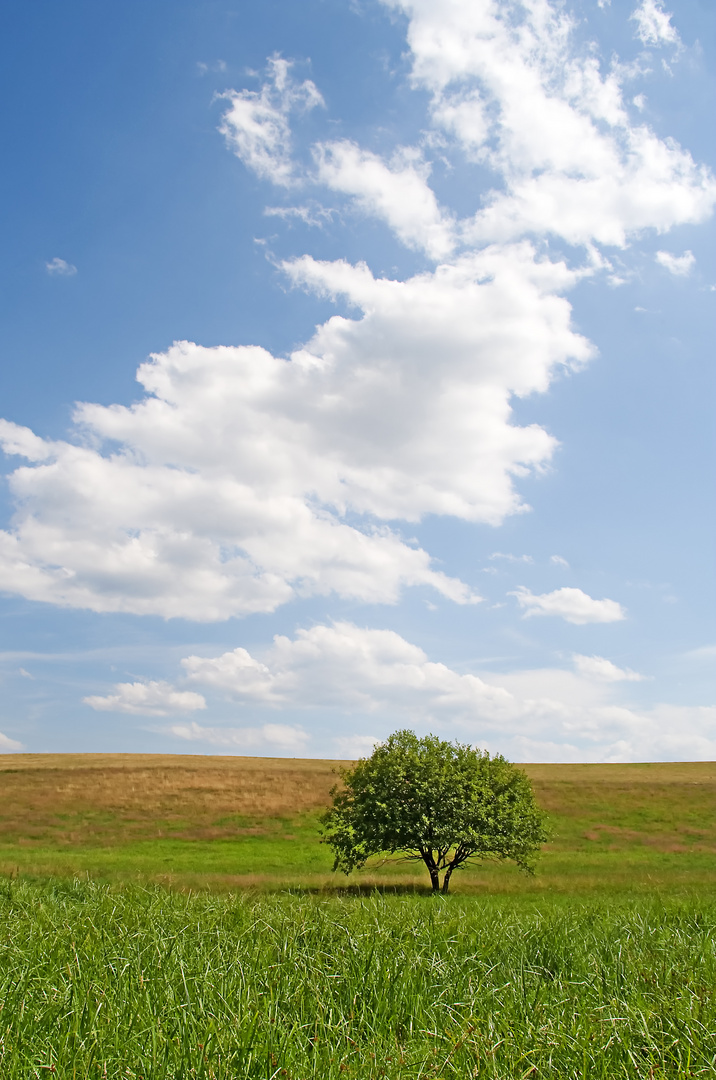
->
[[421, 853, 440, 892], [441, 864, 454, 894]]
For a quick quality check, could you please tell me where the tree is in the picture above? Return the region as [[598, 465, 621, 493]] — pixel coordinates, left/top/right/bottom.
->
[[320, 729, 549, 894]]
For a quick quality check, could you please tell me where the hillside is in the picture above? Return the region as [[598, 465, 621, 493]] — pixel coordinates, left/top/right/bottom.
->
[[1, 754, 714, 893]]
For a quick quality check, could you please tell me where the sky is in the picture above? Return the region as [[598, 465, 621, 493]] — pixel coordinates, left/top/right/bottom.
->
[[0, 0, 714, 762]]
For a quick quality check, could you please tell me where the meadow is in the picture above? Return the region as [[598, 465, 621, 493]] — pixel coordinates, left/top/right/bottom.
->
[[0, 754, 715, 1077], [1, 881, 715, 1078], [0, 754, 714, 893]]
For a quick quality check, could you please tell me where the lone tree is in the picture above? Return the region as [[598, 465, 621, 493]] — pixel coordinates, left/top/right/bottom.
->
[[320, 729, 548, 894]]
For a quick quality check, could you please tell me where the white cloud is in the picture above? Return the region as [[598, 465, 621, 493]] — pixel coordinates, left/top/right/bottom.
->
[[655, 249, 695, 276], [573, 653, 644, 681], [631, 0, 680, 47], [218, 56, 324, 186], [550, 554, 569, 567], [314, 141, 455, 259], [178, 617, 524, 725], [379, 0, 713, 248], [490, 552, 533, 563], [491, 702, 716, 764], [264, 204, 336, 228], [510, 586, 626, 624], [83, 680, 206, 716], [168, 720, 309, 753], [0, 384, 476, 619], [197, 60, 227, 76], [0, 240, 594, 619], [221, 1, 713, 254], [179, 621, 531, 728], [139, 621, 715, 762], [178, 622, 609, 721], [182, 621, 492, 711], [182, 646, 278, 701], [333, 734, 382, 759], [0, 731, 22, 751], [45, 257, 77, 277]]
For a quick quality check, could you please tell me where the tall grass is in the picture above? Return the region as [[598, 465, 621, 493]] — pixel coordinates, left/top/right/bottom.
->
[[0, 880, 714, 1077]]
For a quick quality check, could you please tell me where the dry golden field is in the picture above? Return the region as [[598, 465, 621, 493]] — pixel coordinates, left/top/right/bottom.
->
[[1, 753, 715, 892], [0, 753, 344, 843]]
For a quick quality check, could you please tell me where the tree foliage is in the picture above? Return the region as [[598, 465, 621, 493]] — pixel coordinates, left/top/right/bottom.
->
[[320, 729, 549, 893]]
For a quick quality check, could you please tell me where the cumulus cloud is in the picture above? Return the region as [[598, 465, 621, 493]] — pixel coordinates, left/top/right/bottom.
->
[[0, 240, 593, 619], [83, 680, 206, 716], [314, 141, 455, 259], [0, 364, 477, 618], [218, 56, 324, 186], [181, 621, 515, 716], [131, 621, 716, 762], [45, 257, 77, 277], [180, 623, 642, 726], [573, 654, 644, 681], [175, 619, 520, 723], [655, 249, 695, 276], [168, 720, 309, 753], [631, 0, 680, 47], [510, 586, 626, 624]]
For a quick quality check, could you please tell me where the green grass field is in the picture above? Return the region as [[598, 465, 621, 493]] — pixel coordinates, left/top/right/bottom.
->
[[1, 880, 714, 1078], [1, 754, 715, 1077]]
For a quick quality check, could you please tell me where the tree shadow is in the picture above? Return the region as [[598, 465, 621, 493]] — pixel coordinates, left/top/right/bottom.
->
[[285, 882, 437, 897]]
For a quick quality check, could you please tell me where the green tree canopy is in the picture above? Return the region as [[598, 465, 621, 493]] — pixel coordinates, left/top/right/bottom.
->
[[320, 729, 549, 893]]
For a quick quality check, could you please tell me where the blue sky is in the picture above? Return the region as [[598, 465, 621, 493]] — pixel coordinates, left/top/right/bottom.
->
[[0, 0, 713, 761]]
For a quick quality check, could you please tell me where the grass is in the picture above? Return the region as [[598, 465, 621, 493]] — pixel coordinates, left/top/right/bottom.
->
[[1, 756, 715, 1076], [0, 755, 715, 893], [0, 879, 714, 1078]]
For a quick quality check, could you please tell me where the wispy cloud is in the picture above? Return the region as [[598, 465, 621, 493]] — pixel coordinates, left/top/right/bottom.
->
[[84, 680, 206, 716], [218, 56, 324, 186], [45, 257, 77, 277], [197, 60, 227, 76], [168, 720, 309, 752], [631, 0, 681, 47], [682, 644, 716, 662], [655, 250, 695, 276], [573, 653, 644, 682], [510, 586, 626, 624], [490, 552, 534, 564], [264, 204, 336, 228]]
